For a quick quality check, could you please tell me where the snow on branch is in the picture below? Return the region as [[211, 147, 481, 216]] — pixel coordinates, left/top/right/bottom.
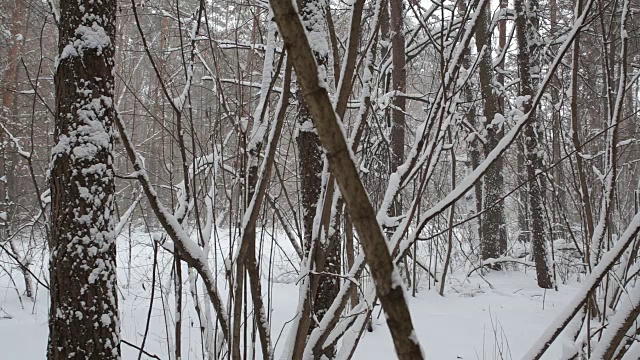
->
[[0, 118, 31, 159], [523, 211, 640, 360]]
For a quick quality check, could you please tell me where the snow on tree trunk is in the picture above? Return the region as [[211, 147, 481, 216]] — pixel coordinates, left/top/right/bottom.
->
[[475, 0, 507, 265], [270, 0, 425, 357], [293, 0, 340, 354], [514, 0, 553, 289], [48, 0, 120, 358]]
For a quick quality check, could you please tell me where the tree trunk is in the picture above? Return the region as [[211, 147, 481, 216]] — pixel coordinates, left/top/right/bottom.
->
[[457, 1, 483, 243], [48, 0, 120, 358], [549, 0, 566, 241], [294, 0, 330, 355], [270, 0, 425, 356], [0, 1, 26, 288], [475, 0, 507, 265], [390, 0, 405, 180], [1, 0, 25, 114], [514, 0, 553, 288], [570, 0, 595, 267]]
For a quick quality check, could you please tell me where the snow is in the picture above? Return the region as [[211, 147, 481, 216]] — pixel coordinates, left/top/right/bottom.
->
[[0, 229, 587, 360], [523, 210, 640, 359], [590, 282, 640, 359], [355, 273, 579, 359], [56, 23, 112, 68], [0, 121, 32, 159], [101, 313, 113, 327], [298, 0, 330, 87]]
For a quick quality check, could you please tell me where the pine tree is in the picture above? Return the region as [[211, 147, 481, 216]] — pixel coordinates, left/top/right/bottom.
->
[[48, 0, 120, 358]]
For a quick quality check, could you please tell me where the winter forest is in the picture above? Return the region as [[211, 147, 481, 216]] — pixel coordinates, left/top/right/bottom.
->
[[1, 0, 640, 358]]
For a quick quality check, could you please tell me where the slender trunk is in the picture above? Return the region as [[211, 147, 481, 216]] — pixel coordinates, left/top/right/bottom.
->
[[390, 0, 406, 180], [314, 204, 341, 358], [0, 1, 28, 299], [570, 0, 595, 266], [457, 0, 483, 244], [440, 133, 456, 295], [476, 0, 507, 264], [174, 253, 182, 360], [1, 0, 25, 113], [550, 0, 565, 240], [497, 0, 506, 111], [517, 140, 529, 243], [514, 0, 553, 288], [344, 213, 358, 308]]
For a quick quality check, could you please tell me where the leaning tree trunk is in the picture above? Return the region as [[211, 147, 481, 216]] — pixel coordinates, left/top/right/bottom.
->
[[270, 0, 425, 357], [48, 0, 120, 358], [514, 0, 553, 289]]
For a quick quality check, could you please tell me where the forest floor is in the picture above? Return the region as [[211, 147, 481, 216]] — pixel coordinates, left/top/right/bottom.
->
[[0, 230, 582, 359]]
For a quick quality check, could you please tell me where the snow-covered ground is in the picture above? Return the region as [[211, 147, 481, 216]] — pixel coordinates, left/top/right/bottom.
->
[[0, 230, 581, 359], [355, 272, 579, 359]]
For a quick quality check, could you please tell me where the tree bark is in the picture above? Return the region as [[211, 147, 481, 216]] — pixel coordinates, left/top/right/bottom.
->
[[1, 0, 25, 113], [457, 1, 483, 243], [293, 0, 332, 355], [570, 0, 595, 266], [48, 0, 120, 358], [475, 0, 507, 264], [270, 0, 425, 358], [514, 0, 553, 288], [0, 1, 26, 288], [549, 0, 566, 241], [390, 0, 406, 180]]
